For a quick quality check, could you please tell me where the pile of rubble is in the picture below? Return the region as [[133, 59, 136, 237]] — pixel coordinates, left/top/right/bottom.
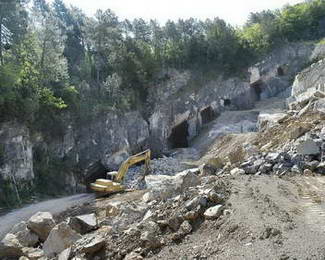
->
[[0, 211, 106, 259], [0, 169, 231, 260], [123, 156, 191, 190], [202, 90, 325, 177]]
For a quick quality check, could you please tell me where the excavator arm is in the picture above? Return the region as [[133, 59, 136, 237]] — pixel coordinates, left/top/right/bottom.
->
[[90, 149, 151, 196], [115, 149, 151, 182]]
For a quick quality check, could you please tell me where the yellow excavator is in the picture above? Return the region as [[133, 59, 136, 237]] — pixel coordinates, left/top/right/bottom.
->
[[90, 149, 151, 196]]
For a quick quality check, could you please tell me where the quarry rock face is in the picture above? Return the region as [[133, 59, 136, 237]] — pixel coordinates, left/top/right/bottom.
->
[[249, 42, 315, 100], [77, 111, 150, 171], [290, 59, 325, 104], [0, 122, 34, 181], [0, 42, 323, 203]]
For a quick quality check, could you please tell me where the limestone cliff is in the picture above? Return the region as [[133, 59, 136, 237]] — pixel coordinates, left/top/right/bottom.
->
[[0, 42, 323, 206]]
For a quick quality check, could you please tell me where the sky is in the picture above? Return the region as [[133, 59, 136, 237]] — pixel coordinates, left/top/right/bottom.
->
[[57, 0, 304, 26]]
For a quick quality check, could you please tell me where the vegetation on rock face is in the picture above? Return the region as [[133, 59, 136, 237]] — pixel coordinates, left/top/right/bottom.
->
[[1, 0, 325, 206], [2, 0, 325, 127]]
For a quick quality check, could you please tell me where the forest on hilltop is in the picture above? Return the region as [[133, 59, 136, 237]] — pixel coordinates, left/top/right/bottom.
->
[[1, 0, 325, 131]]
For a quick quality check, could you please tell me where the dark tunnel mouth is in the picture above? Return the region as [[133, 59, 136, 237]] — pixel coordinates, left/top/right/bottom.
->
[[224, 99, 231, 106], [252, 83, 263, 101], [168, 121, 189, 149], [84, 162, 108, 191], [200, 106, 217, 125], [277, 66, 284, 76]]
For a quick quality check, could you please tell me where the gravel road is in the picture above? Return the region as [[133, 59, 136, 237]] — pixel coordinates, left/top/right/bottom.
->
[[0, 193, 94, 240]]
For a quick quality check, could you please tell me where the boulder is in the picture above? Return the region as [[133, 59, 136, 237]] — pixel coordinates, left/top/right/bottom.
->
[[305, 160, 320, 171], [0, 233, 23, 258], [179, 220, 192, 235], [304, 169, 313, 175], [291, 165, 302, 174], [206, 189, 223, 204], [296, 139, 320, 155], [288, 126, 309, 140], [140, 221, 162, 248], [200, 163, 218, 176], [142, 210, 154, 222], [265, 153, 281, 163], [21, 247, 45, 260], [204, 205, 224, 220], [43, 222, 82, 257], [171, 220, 192, 241], [259, 163, 273, 174], [27, 212, 56, 241], [230, 168, 245, 175], [185, 196, 207, 211], [125, 252, 144, 260], [68, 213, 97, 234], [140, 231, 161, 249], [58, 247, 72, 260], [145, 168, 200, 200], [10, 221, 39, 247], [103, 201, 148, 231], [142, 192, 154, 203], [74, 234, 105, 255], [316, 162, 325, 174]]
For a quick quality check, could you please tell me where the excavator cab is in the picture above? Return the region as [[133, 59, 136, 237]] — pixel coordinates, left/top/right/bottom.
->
[[90, 149, 151, 196]]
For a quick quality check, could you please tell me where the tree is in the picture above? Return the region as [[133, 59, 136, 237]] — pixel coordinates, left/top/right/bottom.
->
[[0, 0, 28, 65], [53, 0, 86, 81]]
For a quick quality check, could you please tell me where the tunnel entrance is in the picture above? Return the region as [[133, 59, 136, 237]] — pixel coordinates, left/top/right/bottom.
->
[[252, 83, 263, 101], [224, 99, 231, 106], [84, 161, 107, 191], [201, 106, 217, 124], [277, 66, 284, 76], [168, 121, 189, 148]]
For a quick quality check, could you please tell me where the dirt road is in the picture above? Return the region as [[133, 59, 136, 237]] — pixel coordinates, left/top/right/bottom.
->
[[150, 174, 325, 260], [0, 193, 94, 240]]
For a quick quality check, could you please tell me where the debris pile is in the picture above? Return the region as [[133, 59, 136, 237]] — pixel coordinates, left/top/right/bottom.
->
[[123, 156, 191, 189], [0, 169, 231, 260]]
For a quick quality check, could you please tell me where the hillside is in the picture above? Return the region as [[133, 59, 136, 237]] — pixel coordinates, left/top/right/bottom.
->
[[3, 0, 325, 206], [1, 0, 325, 259]]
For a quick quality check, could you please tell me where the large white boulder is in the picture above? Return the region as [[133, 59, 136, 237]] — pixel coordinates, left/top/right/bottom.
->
[[10, 221, 39, 247], [27, 212, 56, 241], [0, 233, 23, 258], [43, 222, 82, 257], [145, 168, 201, 200], [204, 205, 224, 220]]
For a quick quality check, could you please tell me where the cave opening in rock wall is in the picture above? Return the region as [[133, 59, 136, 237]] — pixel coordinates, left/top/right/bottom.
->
[[224, 99, 231, 106], [252, 83, 263, 101], [201, 106, 216, 124], [84, 162, 108, 191], [168, 121, 189, 149], [277, 66, 284, 76]]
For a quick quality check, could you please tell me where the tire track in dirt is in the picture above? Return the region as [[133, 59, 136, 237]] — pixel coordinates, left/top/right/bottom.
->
[[293, 176, 325, 232]]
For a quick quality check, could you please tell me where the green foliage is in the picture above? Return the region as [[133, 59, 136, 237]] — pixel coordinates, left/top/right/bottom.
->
[[239, 23, 271, 55], [2, 0, 325, 132]]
